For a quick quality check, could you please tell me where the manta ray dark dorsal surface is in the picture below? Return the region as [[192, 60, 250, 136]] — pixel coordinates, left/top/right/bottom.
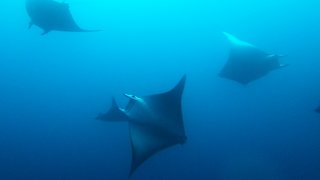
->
[[98, 75, 187, 177], [219, 32, 287, 85], [26, 0, 98, 35], [128, 75, 187, 176]]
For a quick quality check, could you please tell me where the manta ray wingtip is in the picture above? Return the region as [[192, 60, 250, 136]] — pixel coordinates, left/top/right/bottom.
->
[[97, 97, 128, 121], [180, 74, 187, 84], [128, 166, 136, 178], [170, 75, 187, 94]]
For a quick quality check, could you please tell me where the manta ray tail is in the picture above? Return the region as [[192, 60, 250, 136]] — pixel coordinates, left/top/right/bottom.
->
[[97, 98, 128, 121]]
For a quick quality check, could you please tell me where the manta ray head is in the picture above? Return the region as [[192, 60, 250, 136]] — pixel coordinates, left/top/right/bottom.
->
[[265, 54, 288, 70], [124, 94, 143, 102]]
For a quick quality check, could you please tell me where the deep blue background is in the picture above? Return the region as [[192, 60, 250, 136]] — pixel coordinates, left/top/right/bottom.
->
[[0, 0, 320, 179]]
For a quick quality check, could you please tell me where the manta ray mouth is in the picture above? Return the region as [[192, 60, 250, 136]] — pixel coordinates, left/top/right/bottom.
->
[[124, 94, 142, 101]]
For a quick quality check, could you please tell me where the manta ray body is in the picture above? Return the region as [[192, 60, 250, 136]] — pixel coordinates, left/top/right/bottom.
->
[[219, 32, 287, 85], [26, 0, 97, 35], [97, 76, 187, 176]]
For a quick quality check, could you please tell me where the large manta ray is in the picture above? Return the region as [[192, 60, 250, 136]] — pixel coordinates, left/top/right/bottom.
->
[[219, 32, 287, 85], [97, 76, 187, 176], [26, 0, 97, 35]]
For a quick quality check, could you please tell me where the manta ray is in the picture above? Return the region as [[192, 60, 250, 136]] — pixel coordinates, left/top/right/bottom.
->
[[26, 0, 98, 35], [219, 32, 287, 85], [97, 76, 187, 176]]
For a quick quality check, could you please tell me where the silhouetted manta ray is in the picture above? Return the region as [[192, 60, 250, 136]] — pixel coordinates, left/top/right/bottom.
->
[[219, 32, 287, 85], [97, 76, 187, 176], [26, 0, 97, 35]]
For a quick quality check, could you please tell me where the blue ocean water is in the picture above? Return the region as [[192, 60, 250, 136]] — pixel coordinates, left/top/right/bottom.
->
[[1, 0, 320, 179]]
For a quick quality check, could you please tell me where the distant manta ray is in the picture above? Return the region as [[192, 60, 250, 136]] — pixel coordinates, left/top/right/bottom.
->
[[315, 105, 320, 113], [219, 32, 288, 85], [26, 0, 98, 35], [97, 76, 187, 176]]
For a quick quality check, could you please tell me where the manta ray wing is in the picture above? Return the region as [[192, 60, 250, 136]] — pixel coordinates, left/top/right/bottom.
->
[[129, 123, 183, 176], [128, 75, 187, 176], [96, 98, 129, 121], [52, 4, 82, 31]]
